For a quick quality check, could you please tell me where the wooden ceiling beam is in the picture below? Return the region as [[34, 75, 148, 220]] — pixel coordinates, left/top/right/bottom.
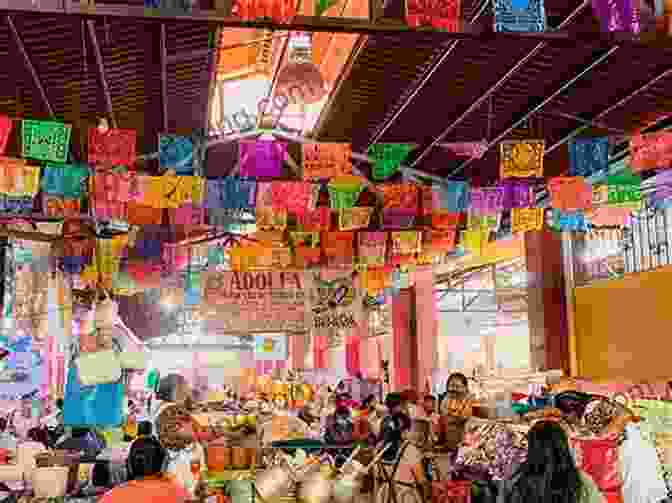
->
[[87, 20, 117, 128]]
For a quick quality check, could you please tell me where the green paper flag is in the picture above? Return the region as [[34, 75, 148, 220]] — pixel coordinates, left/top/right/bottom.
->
[[316, 0, 339, 16], [368, 143, 413, 181], [22, 120, 72, 163]]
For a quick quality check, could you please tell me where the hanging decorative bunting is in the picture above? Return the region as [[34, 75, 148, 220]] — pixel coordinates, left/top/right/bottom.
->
[[22, 120, 72, 163], [257, 207, 288, 231], [440, 141, 488, 159], [381, 182, 420, 210], [41, 164, 89, 198], [272, 181, 319, 215], [648, 170, 672, 207], [0, 115, 12, 155], [159, 134, 194, 175], [630, 132, 672, 172], [511, 207, 545, 233], [499, 140, 545, 179], [431, 210, 461, 230], [43, 194, 81, 218], [493, 0, 547, 32], [357, 232, 387, 269], [339, 207, 373, 231], [460, 228, 489, 256], [238, 140, 287, 178], [296, 207, 331, 231], [548, 176, 593, 212], [605, 170, 641, 204], [549, 209, 589, 232], [590, 0, 640, 33], [382, 209, 416, 229], [469, 186, 505, 215], [322, 231, 355, 267], [205, 177, 256, 211], [468, 213, 500, 233], [391, 231, 422, 256], [569, 137, 609, 177], [589, 207, 631, 227], [432, 182, 470, 212], [422, 228, 456, 252], [501, 179, 534, 209], [302, 143, 352, 179], [0, 162, 40, 197], [367, 143, 413, 181], [234, 0, 298, 23], [88, 127, 136, 166], [291, 232, 321, 269], [406, 0, 461, 30], [328, 178, 364, 210], [228, 246, 274, 271]]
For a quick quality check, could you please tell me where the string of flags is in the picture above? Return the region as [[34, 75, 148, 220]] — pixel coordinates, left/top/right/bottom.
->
[[0, 114, 671, 295]]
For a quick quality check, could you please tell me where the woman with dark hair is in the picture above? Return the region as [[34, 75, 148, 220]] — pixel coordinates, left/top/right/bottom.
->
[[99, 437, 189, 503], [498, 421, 605, 503], [378, 393, 411, 463], [438, 373, 474, 451]]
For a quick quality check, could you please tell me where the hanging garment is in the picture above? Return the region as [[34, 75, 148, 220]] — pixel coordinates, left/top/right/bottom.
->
[[272, 181, 319, 215], [206, 178, 257, 210], [238, 140, 287, 178], [619, 423, 668, 503], [41, 164, 89, 198], [159, 134, 194, 175], [433, 182, 469, 212]]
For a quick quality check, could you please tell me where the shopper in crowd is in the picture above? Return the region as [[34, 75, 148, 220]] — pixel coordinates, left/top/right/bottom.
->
[[439, 373, 474, 417], [297, 403, 321, 439], [99, 437, 190, 503], [498, 420, 605, 503], [401, 389, 420, 417], [0, 418, 16, 450], [378, 392, 412, 463]]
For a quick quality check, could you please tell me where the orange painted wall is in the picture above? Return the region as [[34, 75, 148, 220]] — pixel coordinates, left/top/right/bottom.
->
[[574, 265, 672, 381]]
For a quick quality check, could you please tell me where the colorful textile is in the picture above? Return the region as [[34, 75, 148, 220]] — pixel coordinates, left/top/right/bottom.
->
[[22, 120, 71, 163], [41, 164, 89, 198], [206, 177, 256, 210], [339, 207, 373, 231], [548, 176, 593, 212], [511, 207, 545, 233], [406, 0, 461, 29], [591, 0, 639, 33], [493, 0, 546, 32], [238, 140, 287, 178], [433, 182, 469, 212], [500, 139, 545, 178], [501, 179, 534, 209], [0, 115, 12, 155], [88, 127, 137, 167], [367, 143, 413, 180], [630, 132, 672, 172], [469, 186, 504, 215], [302, 143, 352, 179], [569, 137, 610, 177], [158, 134, 194, 175], [357, 232, 387, 268], [272, 181, 318, 215]]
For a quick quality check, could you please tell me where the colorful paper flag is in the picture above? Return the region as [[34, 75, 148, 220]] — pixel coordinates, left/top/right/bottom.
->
[[590, 0, 640, 33], [548, 176, 593, 212], [367, 143, 413, 181], [0, 115, 13, 155], [357, 232, 387, 268], [339, 207, 373, 231], [406, 0, 461, 30], [494, 0, 546, 32], [630, 132, 672, 172], [469, 186, 505, 215], [499, 140, 545, 179], [569, 137, 609, 177], [159, 134, 194, 175], [302, 143, 352, 179], [511, 208, 545, 233], [88, 127, 136, 167], [238, 140, 287, 178], [22, 120, 72, 163]]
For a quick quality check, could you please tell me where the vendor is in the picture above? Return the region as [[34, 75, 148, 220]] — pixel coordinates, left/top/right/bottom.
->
[[438, 373, 473, 451], [99, 436, 190, 503]]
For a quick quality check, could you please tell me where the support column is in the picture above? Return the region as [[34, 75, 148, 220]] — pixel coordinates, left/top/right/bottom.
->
[[525, 230, 570, 373], [391, 289, 414, 391], [413, 267, 437, 394]]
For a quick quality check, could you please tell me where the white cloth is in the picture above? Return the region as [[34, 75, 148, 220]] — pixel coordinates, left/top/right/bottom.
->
[[164, 442, 204, 492], [619, 423, 668, 503]]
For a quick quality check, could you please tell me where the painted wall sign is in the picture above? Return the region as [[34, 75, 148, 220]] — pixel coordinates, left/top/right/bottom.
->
[[203, 271, 307, 332]]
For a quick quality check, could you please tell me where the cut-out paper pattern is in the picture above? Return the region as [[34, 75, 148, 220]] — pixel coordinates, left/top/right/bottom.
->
[[238, 140, 287, 178], [272, 181, 318, 215], [339, 207, 373, 231], [322, 231, 355, 267], [548, 176, 593, 212], [233, 0, 298, 23], [569, 137, 609, 177], [0, 115, 12, 155], [206, 178, 257, 211], [391, 231, 422, 256], [22, 120, 72, 163], [43, 195, 81, 218], [630, 132, 672, 172], [431, 210, 461, 230], [593, 185, 609, 206], [501, 180, 534, 209], [328, 183, 363, 210], [549, 209, 589, 232], [406, 0, 461, 30], [494, 0, 546, 32], [357, 232, 387, 268], [257, 207, 288, 231], [296, 207, 331, 231], [382, 209, 416, 229], [433, 182, 469, 212], [469, 186, 505, 215], [159, 135, 194, 175], [41, 164, 89, 199], [367, 143, 413, 181], [303, 143, 352, 179], [511, 208, 545, 233], [606, 170, 641, 204], [423, 228, 456, 252], [460, 228, 489, 256], [591, 0, 640, 33], [499, 140, 544, 179], [589, 207, 631, 227], [381, 183, 420, 211], [88, 127, 136, 167]]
